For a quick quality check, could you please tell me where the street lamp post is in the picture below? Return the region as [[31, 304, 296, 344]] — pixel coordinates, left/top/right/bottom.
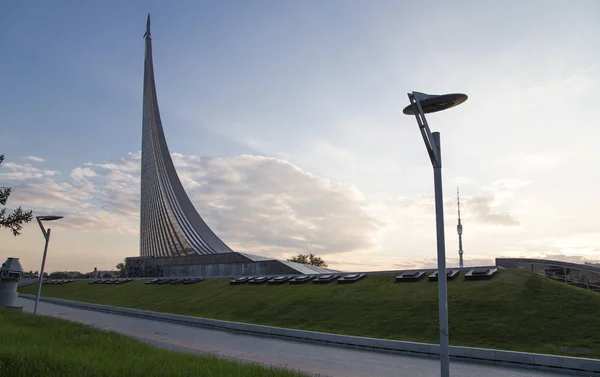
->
[[404, 91, 467, 377], [34, 215, 63, 315]]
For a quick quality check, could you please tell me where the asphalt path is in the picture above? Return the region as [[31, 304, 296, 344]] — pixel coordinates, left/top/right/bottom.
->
[[17, 297, 567, 377]]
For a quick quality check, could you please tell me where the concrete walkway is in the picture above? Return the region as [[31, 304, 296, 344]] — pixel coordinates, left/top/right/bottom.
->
[[18, 297, 568, 377]]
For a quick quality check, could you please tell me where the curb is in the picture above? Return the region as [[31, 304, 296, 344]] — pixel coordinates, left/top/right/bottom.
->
[[19, 294, 600, 376]]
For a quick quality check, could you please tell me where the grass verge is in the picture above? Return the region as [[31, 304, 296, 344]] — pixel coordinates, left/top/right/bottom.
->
[[20, 269, 600, 358], [0, 309, 309, 377]]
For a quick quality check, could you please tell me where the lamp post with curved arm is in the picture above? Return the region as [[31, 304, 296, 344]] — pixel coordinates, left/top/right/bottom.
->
[[34, 215, 63, 315], [404, 91, 467, 377]]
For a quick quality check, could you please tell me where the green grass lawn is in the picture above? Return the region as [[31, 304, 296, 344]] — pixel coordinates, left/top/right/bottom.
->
[[20, 269, 600, 358], [0, 309, 309, 377]]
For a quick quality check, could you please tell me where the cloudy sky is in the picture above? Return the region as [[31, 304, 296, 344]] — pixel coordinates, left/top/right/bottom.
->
[[2, 1, 600, 273]]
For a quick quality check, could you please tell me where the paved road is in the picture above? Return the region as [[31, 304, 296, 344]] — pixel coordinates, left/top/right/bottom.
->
[[18, 297, 567, 377]]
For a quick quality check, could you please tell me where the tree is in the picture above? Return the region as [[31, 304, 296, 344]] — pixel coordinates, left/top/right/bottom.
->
[[49, 271, 71, 279], [115, 259, 126, 277], [287, 253, 328, 267], [0, 155, 33, 235]]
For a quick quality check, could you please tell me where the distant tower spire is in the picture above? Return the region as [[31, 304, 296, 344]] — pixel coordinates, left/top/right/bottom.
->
[[457, 187, 464, 268]]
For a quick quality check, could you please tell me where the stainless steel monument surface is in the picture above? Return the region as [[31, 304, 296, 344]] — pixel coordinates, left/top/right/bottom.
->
[[140, 15, 234, 258], [132, 16, 339, 277]]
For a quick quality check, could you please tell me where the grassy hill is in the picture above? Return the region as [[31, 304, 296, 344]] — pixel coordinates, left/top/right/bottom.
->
[[19, 269, 600, 358], [0, 310, 308, 377]]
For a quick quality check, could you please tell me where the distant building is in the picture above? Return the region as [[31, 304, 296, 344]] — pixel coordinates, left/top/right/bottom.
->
[[496, 258, 600, 293]]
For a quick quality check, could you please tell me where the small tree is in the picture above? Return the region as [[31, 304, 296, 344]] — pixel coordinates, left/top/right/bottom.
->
[[0, 155, 33, 235], [287, 253, 328, 267], [308, 254, 328, 267], [115, 259, 126, 277], [288, 254, 309, 264]]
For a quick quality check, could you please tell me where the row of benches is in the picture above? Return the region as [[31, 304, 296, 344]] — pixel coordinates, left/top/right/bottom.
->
[[396, 268, 498, 282], [145, 278, 205, 285], [51, 268, 497, 288], [43, 279, 75, 285], [89, 278, 133, 285], [230, 273, 367, 285], [231, 268, 498, 286]]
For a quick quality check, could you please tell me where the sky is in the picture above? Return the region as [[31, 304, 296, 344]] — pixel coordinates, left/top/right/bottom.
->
[[2, 1, 600, 273]]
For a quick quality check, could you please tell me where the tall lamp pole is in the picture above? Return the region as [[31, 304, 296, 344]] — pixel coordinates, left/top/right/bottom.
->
[[404, 91, 467, 377], [34, 215, 63, 315], [457, 187, 464, 268]]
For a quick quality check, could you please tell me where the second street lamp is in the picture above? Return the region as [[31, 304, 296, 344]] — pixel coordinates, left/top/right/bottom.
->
[[34, 215, 63, 315], [404, 91, 467, 377]]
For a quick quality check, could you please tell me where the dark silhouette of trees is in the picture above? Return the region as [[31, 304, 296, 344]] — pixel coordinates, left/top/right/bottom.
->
[[115, 259, 127, 277], [49, 271, 72, 279], [0, 154, 33, 235], [287, 253, 328, 267]]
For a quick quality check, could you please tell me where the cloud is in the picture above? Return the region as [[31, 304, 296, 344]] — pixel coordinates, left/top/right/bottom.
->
[[0, 161, 46, 181], [326, 251, 496, 272], [0, 171, 44, 181], [3, 149, 599, 272], [23, 156, 45, 162], [58, 210, 137, 234], [170, 154, 382, 256], [506, 233, 600, 259], [83, 151, 141, 173], [105, 170, 138, 182], [309, 140, 354, 164], [1, 162, 39, 173], [381, 190, 521, 228], [5, 152, 382, 258], [99, 180, 139, 219], [454, 176, 477, 186], [485, 178, 533, 192], [497, 151, 566, 172], [530, 255, 600, 264], [71, 167, 97, 179], [466, 194, 521, 227], [10, 181, 92, 210], [6, 151, 597, 269]]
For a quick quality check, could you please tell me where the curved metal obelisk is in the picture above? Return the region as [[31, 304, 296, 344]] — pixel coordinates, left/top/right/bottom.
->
[[140, 14, 234, 257]]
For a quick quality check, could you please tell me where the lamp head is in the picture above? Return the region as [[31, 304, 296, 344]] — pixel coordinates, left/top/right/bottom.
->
[[404, 92, 468, 115], [36, 215, 64, 222]]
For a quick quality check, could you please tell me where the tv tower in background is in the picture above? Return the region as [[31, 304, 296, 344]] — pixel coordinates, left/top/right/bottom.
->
[[457, 188, 464, 268]]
